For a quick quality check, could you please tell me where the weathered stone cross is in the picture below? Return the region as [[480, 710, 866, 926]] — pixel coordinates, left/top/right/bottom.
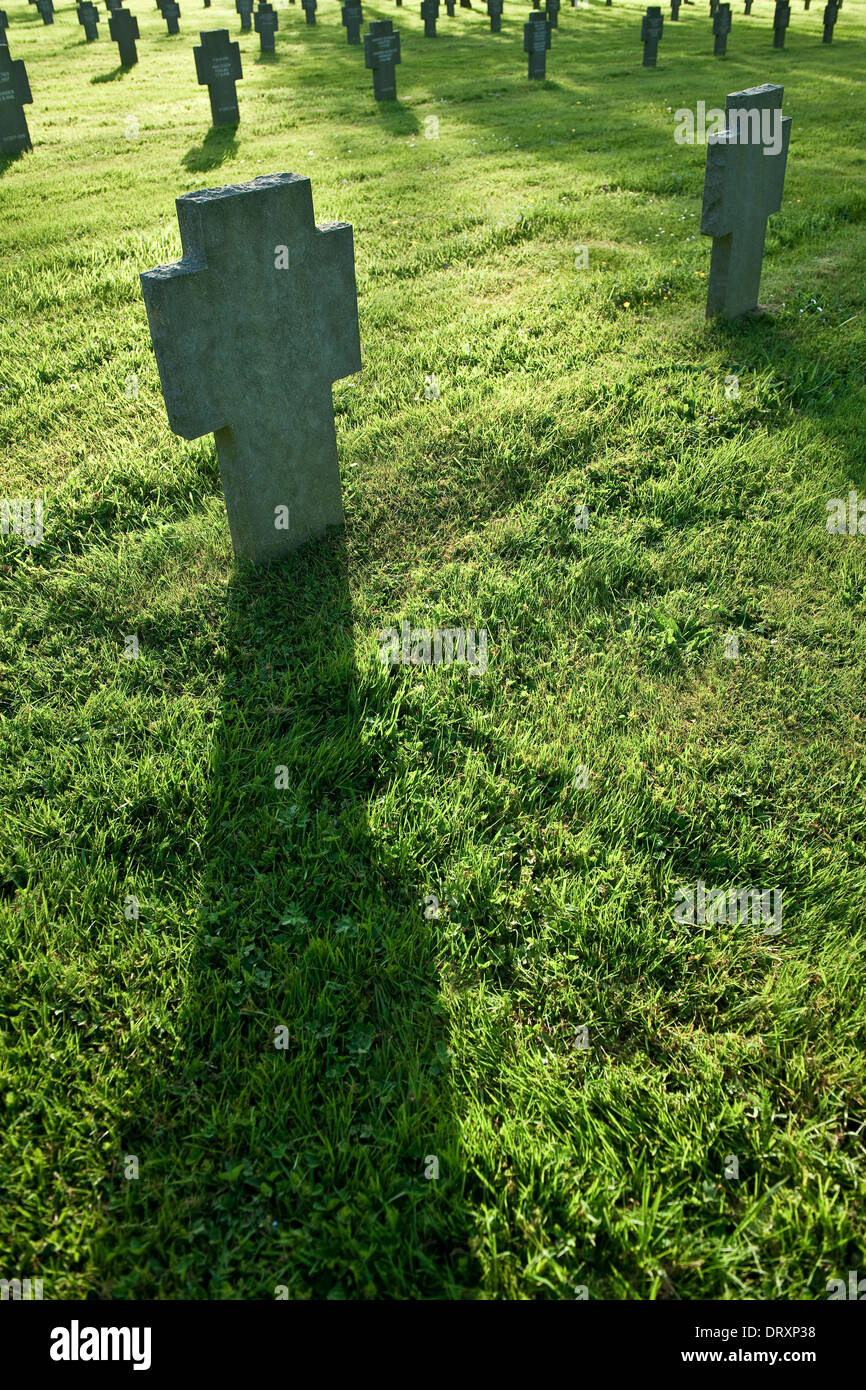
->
[[701, 84, 791, 319], [140, 174, 362, 566]]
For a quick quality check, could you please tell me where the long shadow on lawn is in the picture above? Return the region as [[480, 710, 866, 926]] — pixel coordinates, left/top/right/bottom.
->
[[114, 532, 477, 1299]]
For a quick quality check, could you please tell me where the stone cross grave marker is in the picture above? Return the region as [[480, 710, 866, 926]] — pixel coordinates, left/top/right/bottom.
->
[[35, 0, 54, 24], [545, 0, 559, 25], [713, 0, 730, 51], [670, 0, 680, 19], [0, 45, 31, 154], [254, 2, 278, 52], [77, 0, 100, 38], [140, 173, 362, 567], [301, 0, 317, 22], [641, 5, 663, 63], [109, 7, 140, 64], [744, 0, 752, 12], [709, 0, 717, 12], [700, 83, 791, 319], [194, 29, 242, 123], [822, 0, 836, 39], [445, 0, 454, 12], [341, 1, 362, 42], [772, 0, 789, 44], [524, 10, 549, 77], [421, 0, 438, 34], [163, 0, 180, 32], [487, 0, 502, 27], [0, 9, 8, 37], [105, 0, 121, 10], [236, 0, 253, 31], [364, 19, 400, 100]]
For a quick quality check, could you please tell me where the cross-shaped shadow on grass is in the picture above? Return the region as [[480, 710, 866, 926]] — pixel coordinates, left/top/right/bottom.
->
[[182, 125, 240, 173], [100, 531, 476, 1298], [91, 64, 132, 83]]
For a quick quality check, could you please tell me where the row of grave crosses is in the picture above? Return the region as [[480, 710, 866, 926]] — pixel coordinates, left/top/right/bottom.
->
[[134, 84, 793, 571]]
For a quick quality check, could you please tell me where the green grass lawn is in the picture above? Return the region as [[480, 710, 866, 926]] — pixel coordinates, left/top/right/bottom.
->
[[1, 0, 865, 1300]]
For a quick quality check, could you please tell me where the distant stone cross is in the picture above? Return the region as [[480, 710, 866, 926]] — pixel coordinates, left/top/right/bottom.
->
[[700, 83, 791, 319], [713, 0, 730, 51], [0, 46, 32, 155], [77, 0, 100, 38], [524, 11, 550, 78], [235, 0, 253, 31], [822, 0, 836, 39], [194, 30, 242, 124], [421, 0, 438, 35], [162, 0, 180, 32], [641, 5, 663, 63], [670, 0, 680, 18], [364, 19, 400, 100], [35, 0, 54, 23], [109, 7, 140, 64], [341, 1, 362, 42], [301, 0, 317, 22], [744, 0, 752, 12], [105, 0, 121, 12], [254, 2, 278, 52], [140, 174, 362, 567], [545, 0, 559, 25], [445, 0, 454, 13], [487, 0, 503, 26], [772, 0, 789, 44]]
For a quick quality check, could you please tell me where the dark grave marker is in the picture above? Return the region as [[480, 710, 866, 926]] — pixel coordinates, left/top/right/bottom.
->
[[0, 46, 31, 154], [0, 9, 7, 35], [421, 0, 438, 35], [140, 173, 362, 566], [301, 0, 317, 22], [195, 29, 242, 122], [772, 0, 789, 44], [109, 7, 139, 63], [713, 0, 730, 51], [445, 0, 454, 12], [487, 0, 503, 29], [524, 10, 550, 78], [254, 1, 278, 52], [803, 0, 809, 7], [822, 0, 836, 37], [671, 0, 680, 19], [77, 0, 100, 37], [641, 4, 663, 63], [35, 0, 54, 24], [545, 0, 559, 25], [105, 0, 121, 9], [163, 0, 180, 32], [236, 0, 253, 27], [341, 1, 362, 41], [364, 18, 400, 100], [709, 0, 717, 10], [701, 83, 791, 319], [744, 0, 752, 11]]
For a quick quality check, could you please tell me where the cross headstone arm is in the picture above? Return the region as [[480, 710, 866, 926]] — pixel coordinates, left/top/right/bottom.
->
[[14, 60, 33, 104]]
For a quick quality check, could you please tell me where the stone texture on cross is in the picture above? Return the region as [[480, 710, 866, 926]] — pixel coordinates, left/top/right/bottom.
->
[[254, 2, 278, 52], [487, 0, 502, 26], [713, 0, 730, 51], [545, 0, 559, 25], [641, 5, 663, 64], [140, 174, 362, 567], [341, 1, 362, 42], [301, 0, 317, 22], [364, 19, 400, 100], [36, 0, 54, 23], [0, 45, 32, 154], [163, 0, 180, 32], [822, 0, 836, 39], [772, 0, 789, 44], [235, 0, 253, 31], [109, 7, 140, 64], [670, 0, 680, 19], [700, 83, 791, 319], [421, 0, 438, 35], [524, 11, 550, 78], [194, 29, 242, 124], [77, 0, 100, 38]]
